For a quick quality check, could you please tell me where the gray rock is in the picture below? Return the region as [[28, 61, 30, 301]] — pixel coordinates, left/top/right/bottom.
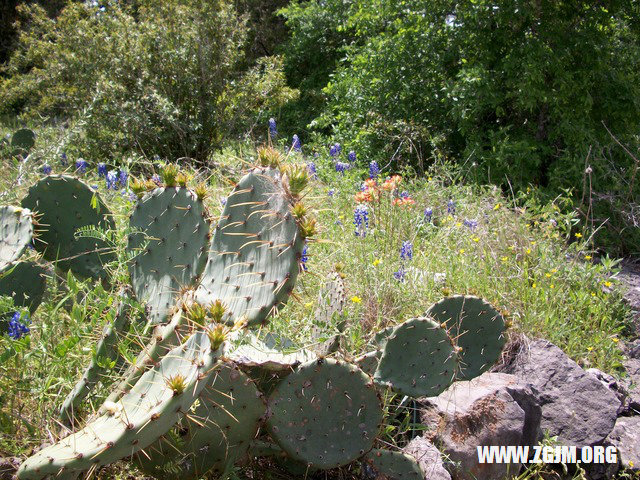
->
[[607, 416, 640, 472], [403, 437, 451, 480], [418, 372, 541, 480], [501, 339, 619, 446], [622, 357, 640, 415], [586, 368, 627, 415]]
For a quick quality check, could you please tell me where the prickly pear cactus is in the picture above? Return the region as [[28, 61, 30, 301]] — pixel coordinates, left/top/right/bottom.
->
[[427, 295, 506, 380], [59, 297, 131, 426], [127, 187, 210, 324], [0, 261, 48, 314], [195, 168, 304, 327], [136, 363, 266, 480], [21, 175, 116, 280], [224, 330, 316, 371], [355, 350, 381, 377], [311, 271, 348, 355], [0, 206, 33, 272], [267, 358, 383, 469], [374, 317, 456, 397], [362, 449, 425, 480], [17, 329, 222, 480], [11, 128, 35, 153]]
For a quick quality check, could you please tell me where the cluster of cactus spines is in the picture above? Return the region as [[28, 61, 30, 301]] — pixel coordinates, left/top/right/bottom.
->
[[0, 261, 48, 315], [59, 296, 132, 426], [362, 449, 425, 480], [10, 128, 35, 154], [195, 167, 305, 327], [128, 187, 210, 324], [374, 317, 457, 397], [21, 175, 116, 280], [427, 295, 506, 380], [136, 363, 266, 479], [17, 330, 223, 480], [0, 206, 34, 272], [266, 358, 383, 470]]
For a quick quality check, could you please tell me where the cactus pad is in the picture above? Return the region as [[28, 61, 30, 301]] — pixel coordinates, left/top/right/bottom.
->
[[0, 261, 48, 314], [11, 128, 35, 153], [21, 176, 115, 280], [17, 330, 222, 480], [374, 318, 456, 397], [355, 350, 381, 377], [127, 187, 210, 324], [427, 295, 506, 380], [0, 206, 33, 272], [267, 358, 383, 469], [224, 330, 316, 371], [362, 449, 425, 480], [196, 168, 303, 327], [136, 363, 265, 479]]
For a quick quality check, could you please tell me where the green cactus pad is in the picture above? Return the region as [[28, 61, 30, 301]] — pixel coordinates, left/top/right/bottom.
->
[[362, 449, 425, 480], [427, 295, 506, 380], [136, 363, 265, 479], [354, 350, 381, 377], [267, 358, 383, 469], [11, 128, 35, 153], [17, 329, 222, 480], [196, 168, 303, 327], [21, 175, 115, 280], [224, 330, 316, 371], [59, 297, 131, 426], [0, 206, 34, 272], [127, 187, 210, 324], [374, 317, 456, 397], [0, 261, 48, 314]]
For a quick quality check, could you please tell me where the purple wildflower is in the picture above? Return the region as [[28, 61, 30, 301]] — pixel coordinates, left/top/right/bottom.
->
[[369, 161, 380, 179], [292, 135, 302, 153], [269, 118, 277, 139], [119, 169, 128, 187], [400, 241, 413, 261], [393, 265, 406, 282], [97, 163, 107, 177], [41, 164, 52, 175], [301, 243, 309, 271], [335, 161, 350, 174], [348, 151, 356, 163], [463, 219, 478, 231], [423, 208, 433, 223], [354, 205, 369, 237], [60, 152, 67, 165], [307, 162, 317, 179], [75, 159, 88, 174], [106, 170, 118, 190], [151, 174, 162, 186], [447, 199, 456, 215], [8, 312, 30, 340]]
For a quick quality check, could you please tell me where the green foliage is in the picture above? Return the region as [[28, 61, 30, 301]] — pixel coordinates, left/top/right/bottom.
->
[[1, 1, 295, 161]]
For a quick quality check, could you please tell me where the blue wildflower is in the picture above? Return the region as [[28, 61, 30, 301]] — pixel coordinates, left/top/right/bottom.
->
[[301, 243, 309, 271], [41, 164, 52, 175], [8, 312, 30, 340], [60, 152, 67, 165], [335, 162, 350, 174], [330, 143, 341, 157], [307, 162, 317, 179], [119, 169, 128, 187], [463, 219, 478, 231], [106, 170, 118, 190], [447, 199, 456, 215], [423, 207, 433, 223], [328, 189, 335, 197], [393, 265, 406, 282], [220, 197, 227, 206], [151, 174, 162, 186], [75, 159, 88, 174], [292, 134, 302, 153], [369, 161, 380, 179], [353, 205, 369, 237], [400, 241, 413, 261], [269, 118, 277, 139], [348, 151, 356, 163], [97, 163, 107, 177]]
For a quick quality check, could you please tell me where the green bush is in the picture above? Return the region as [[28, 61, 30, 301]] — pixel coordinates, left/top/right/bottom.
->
[[1, 0, 296, 161]]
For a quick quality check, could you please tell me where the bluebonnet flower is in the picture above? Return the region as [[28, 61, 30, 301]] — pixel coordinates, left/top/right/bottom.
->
[[307, 162, 317, 179], [348, 151, 356, 163], [399, 191, 410, 199], [220, 197, 227, 206], [97, 163, 107, 177], [151, 174, 162, 186], [75, 159, 88, 174], [353, 205, 369, 237], [41, 164, 52, 175], [400, 241, 413, 261], [269, 118, 277, 139], [8, 312, 30, 340], [463, 219, 478, 231], [119, 169, 128, 186], [423, 207, 433, 223], [447, 199, 456, 215], [292, 135, 302, 153], [369, 161, 380, 179], [328, 189, 335, 197], [129, 192, 138, 202], [393, 265, 406, 282], [106, 170, 118, 190], [301, 242, 309, 271], [335, 162, 350, 174], [329, 143, 341, 157], [60, 152, 67, 165]]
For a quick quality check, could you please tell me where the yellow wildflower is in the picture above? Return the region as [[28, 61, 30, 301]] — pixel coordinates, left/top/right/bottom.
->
[[575, 232, 582, 238], [526, 248, 532, 254], [501, 256, 508, 263], [473, 237, 480, 243], [532, 283, 537, 288], [304, 302, 313, 309], [456, 222, 462, 227], [585, 255, 592, 260], [493, 203, 501, 211], [351, 296, 362, 304], [603, 281, 612, 288], [459, 249, 465, 254], [613, 337, 619, 343], [372, 259, 381, 267]]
